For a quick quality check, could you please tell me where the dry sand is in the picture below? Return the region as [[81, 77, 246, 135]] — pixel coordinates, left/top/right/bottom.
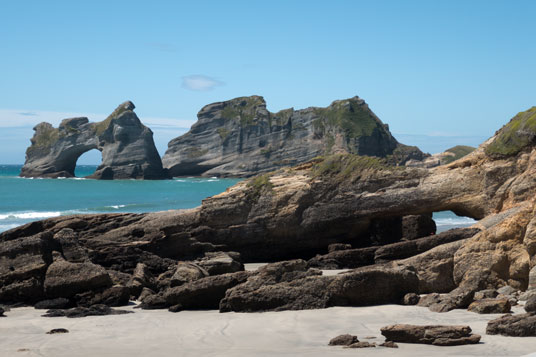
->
[[1, 304, 536, 357]]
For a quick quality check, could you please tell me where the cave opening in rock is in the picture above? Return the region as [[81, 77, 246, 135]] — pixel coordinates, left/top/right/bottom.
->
[[74, 149, 102, 177], [432, 210, 478, 233]]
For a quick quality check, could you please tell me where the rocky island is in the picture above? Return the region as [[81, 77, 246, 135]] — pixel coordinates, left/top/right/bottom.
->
[[162, 95, 426, 177], [20, 101, 168, 179]]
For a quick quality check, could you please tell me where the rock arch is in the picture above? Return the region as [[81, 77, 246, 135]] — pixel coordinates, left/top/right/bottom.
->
[[20, 101, 168, 179]]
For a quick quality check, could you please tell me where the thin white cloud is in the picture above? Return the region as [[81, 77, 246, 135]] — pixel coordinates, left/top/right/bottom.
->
[[181, 75, 224, 91], [0, 109, 195, 130]]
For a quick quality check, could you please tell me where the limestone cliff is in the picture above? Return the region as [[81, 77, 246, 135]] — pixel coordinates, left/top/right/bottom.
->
[[162, 96, 425, 177], [20, 101, 167, 179]]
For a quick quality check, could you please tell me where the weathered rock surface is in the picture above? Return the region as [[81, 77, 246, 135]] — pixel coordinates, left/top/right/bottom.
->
[[161, 271, 250, 310], [46, 328, 69, 334], [43, 259, 112, 298], [345, 342, 376, 348], [406, 145, 475, 168], [162, 96, 425, 177], [220, 263, 418, 312], [328, 334, 359, 346], [20, 101, 167, 179], [525, 294, 536, 312], [467, 298, 511, 314], [35, 298, 71, 310], [43, 304, 132, 318], [486, 312, 536, 336], [308, 228, 478, 269], [3, 105, 536, 314], [380, 324, 481, 346]]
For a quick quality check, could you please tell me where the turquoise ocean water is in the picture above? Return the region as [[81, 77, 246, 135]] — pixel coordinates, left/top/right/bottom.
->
[[0, 165, 240, 233], [0, 164, 475, 234]]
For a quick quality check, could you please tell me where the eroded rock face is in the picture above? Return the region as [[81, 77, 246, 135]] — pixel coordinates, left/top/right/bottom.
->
[[20, 101, 167, 179], [162, 96, 425, 177], [486, 313, 536, 336], [3, 105, 536, 313], [380, 324, 481, 346]]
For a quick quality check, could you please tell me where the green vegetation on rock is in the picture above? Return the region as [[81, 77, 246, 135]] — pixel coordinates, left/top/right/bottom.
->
[[485, 107, 536, 157], [312, 99, 379, 142], [221, 96, 265, 127], [312, 153, 397, 180], [443, 145, 475, 164], [184, 147, 209, 159], [246, 173, 273, 200], [33, 126, 59, 148], [217, 128, 230, 141]]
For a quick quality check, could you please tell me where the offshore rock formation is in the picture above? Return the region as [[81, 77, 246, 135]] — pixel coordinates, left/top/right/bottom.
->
[[2, 105, 536, 314], [162, 96, 425, 177], [20, 101, 167, 179]]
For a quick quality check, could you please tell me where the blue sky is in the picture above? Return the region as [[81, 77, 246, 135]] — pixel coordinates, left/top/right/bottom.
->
[[1, 0, 535, 164]]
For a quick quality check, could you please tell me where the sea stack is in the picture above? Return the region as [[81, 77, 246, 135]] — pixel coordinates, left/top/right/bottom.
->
[[162, 95, 425, 177], [20, 101, 168, 179]]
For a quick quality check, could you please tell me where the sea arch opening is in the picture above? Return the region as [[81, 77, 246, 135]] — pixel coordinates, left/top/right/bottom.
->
[[74, 149, 102, 177], [432, 210, 478, 233]]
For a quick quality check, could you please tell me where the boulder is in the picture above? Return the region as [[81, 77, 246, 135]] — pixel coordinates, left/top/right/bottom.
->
[[328, 334, 358, 346], [127, 263, 155, 296], [474, 289, 498, 300], [0, 233, 53, 303], [35, 298, 71, 310], [43, 304, 133, 318], [169, 262, 208, 287], [44, 260, 112, 298], [402, 293, 420, 305], [379, 341, 398, 348], [46, 328, 69, 334], [486, 313, 536, 336], [195, 251, 243, 276], [525, 294, 536, 313], [380, 324, 481, 346], [401, 214, 436, 240], [468, 298, 511, 314], [327, 243, 352, 253], [20, 101, 168, 179], [220, 263, 418, 312], [78, 285, 130, 307], [345, 342, 376, 348], [157, 271, 250, 310], [0, 307, 4, 317]]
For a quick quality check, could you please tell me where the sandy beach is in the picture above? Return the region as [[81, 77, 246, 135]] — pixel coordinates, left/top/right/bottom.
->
[[1, 303, 535, 357]]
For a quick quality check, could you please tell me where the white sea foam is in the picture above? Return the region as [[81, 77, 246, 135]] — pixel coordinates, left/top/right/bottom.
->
[[0, 211, 62, 220], [435, 217, 476, 226], [0, 224, 19, 231], [110, 204, 127, 209]]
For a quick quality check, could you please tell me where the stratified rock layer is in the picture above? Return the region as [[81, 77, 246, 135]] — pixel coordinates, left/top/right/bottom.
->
[[20, 101, 167, 179], [162, 96, 424, 177]]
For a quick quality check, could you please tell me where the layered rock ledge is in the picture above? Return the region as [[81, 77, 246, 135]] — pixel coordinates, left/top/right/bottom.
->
[[162, 96, 425, 177]]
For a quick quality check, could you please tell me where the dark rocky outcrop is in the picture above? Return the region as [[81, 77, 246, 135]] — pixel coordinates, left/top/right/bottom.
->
[[486, 313, 536, 336], [43, 304, 132, 318], [467, 298, 511, 314], [219, 263, 418, 312], [380, 324, 481, 346], [328, 334, 359, 346], [35, 298, 71, 310], [162, 96, 425, 177], [20, 101, 167, 179], [308, 228, 478, 269], [46, 328, 69, 334]]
